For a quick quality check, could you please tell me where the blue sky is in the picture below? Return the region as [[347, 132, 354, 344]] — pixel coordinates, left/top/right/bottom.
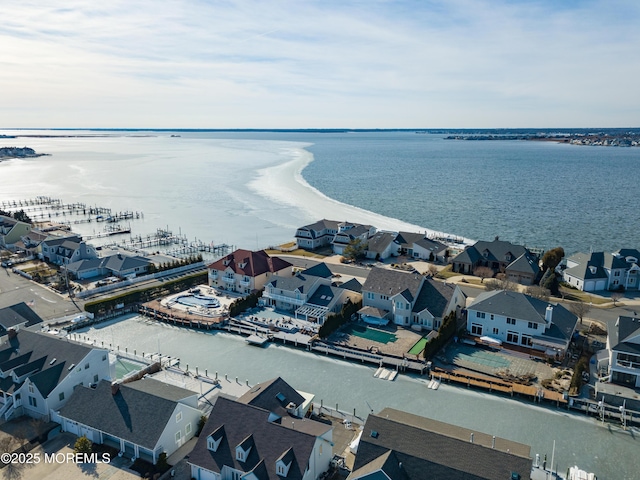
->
[[2, 0, 639, 128]]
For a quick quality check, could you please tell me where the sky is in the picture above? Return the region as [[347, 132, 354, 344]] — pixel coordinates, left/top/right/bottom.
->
[[2, 0, 639, 129]]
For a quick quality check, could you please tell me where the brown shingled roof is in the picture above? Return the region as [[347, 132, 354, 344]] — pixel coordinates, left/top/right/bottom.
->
[[207, 249, 292, 277]]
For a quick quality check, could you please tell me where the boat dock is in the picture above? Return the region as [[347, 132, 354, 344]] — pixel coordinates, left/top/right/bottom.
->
[[246, 334, 270, 347]]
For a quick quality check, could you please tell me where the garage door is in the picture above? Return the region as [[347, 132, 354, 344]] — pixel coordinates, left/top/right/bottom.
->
[[595, 280, 606, 291], [65, 421, 79, 435], [79, 426, 94, 443], [584, 281, 595, 292]]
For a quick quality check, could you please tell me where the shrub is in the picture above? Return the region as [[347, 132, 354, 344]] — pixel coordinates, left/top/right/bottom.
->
[[318, 300, 362, 338], [74, 436, 92, 454]]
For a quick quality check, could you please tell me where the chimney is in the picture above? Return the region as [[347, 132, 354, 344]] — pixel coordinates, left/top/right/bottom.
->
[[470, 433, 474, 443], [545, 305, 553, 323], [492, 436, 496, 448], [111, 382, 120, 395]]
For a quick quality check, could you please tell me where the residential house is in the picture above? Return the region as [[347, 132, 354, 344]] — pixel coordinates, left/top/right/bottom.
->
[[236, 377, 315, 419], [189, 394, 333, 480], [563, 249, 640, 292], [64, 253, 152, 280], [207, 249, 293, 294], [295, 219, 340, 250], [466, 290, 578, 358], [0, 302, 43, 337], [0, 215, 32, 250], [40, 235, 98, 265], [606, 316, 640, 388], [262, 263, 361, 324], [331, 222, 375, 256], [451, 238, 539, 284], [365, 231, 399, 260], [295, 219, 375, 255], [0, 329, 110, 421], [359, 267, 464, 329], [397, 232, 448, 262], [58, 378, 202, 463], [349, 407, 532, 480]]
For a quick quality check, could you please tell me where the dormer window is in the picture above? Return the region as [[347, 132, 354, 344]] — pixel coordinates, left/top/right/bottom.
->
[[236, 434, 254, 462], [207, 425, 224, 452], [276, 448, 294, 477]]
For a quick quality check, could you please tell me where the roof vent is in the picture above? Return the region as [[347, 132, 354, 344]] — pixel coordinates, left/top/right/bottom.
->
[[68, 363, 75, 371], [370, 430, 379, 438], [49, 358, 57, 365]]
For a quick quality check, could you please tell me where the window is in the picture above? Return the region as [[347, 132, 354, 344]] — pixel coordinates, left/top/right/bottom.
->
[[614, 271, 620, 277], [528, 322, 538, 330], [476, 312, 485, 319], [102, 354, 107, 361], [236, 449, 244, 462], [367, 292, 374, 300], [94, 374, 99, 383], [506, 317, 516, 325], [175, 431, 181, 443], [471, 323, 483, 335], [28, 396, 37, 407], [507, 331, 519, 344], [278, 465, 286, 475], [492, 328, 499, 335], [521, 335, 532, 346], [176, 411, 183, 423], [85, 363, 90, 369], [186, 423, 192, 435], [490, 314, 494, 320], [28, 384, 34, 393], [59, 392, 65, 402]]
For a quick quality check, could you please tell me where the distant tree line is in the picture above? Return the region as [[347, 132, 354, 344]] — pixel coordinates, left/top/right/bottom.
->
[[0, 208, 33, 224]]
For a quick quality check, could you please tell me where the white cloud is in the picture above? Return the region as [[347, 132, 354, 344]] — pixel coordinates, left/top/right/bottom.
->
[[1, 0, 639, 127]]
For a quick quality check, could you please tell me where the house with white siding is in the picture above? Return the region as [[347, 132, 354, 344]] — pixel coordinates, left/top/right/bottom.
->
[[40, 235, 98, 265], [606, 315, 640, 388], [563, 249, 640, 292], [466, 290, 578, 358], [58, 378, 202, 463], [0, 328, 110, 422], [0, 215, 32, 250]]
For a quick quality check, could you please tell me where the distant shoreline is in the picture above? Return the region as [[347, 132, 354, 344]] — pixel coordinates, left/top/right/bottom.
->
[[0, 146, 50, 160]]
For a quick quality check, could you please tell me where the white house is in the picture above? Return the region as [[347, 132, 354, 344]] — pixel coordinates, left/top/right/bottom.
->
[[0, 329, 110, 422], [189, 389, 333, 480], [295, 219, 375, 255], [606, 315, 640, 388], [58, 378, 202, 463], [0, 302, 43, 337], [466, 290, 578, 358], [563, 249, 640, 292]]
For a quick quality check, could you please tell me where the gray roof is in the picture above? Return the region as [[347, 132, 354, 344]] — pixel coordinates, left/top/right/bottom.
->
[[396, 232, 425, 248], [64, 257, 103, 274], [366, 232, 398, 254], [362, 268, 423, 304], [0, 330, 97, 397], [413, 237, 447, 253], [306, 285, 338, 308], [470, 291, 577, 344], [611, 316, 640, 355], [59, 380, 185, 449], [301, 262, 333, 279], [0, 302, 44, 334], [237, 377, 305, 417], [351, 408, 531, 480], [101, 253, 151, 272], [124, 377, 196, 402], [266, 272, 320, 295], [565, 250, 640, 281], [189, 396, 330, 480], [296, 219, 340, 238], [339, 278, 362, 293], [332, 225, 371, 245], [453, 239, 530, 266], [411, 279, 455, 317], [505, 252, 540, 275]]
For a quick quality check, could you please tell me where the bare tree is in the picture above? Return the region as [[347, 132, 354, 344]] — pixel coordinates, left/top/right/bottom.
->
[[427, 264, 439, 277], [568, 300, 592, 325], [473, 266, 494, 283], [611, 291, 624, 306], [526, 285, 550, 301], [485, 278, 518, 292]]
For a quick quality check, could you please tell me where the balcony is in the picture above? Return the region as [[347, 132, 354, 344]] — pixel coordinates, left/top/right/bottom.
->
[[263, 292, 305, 306], [616, 359, 640, 370], [223, 276, 236, 284], [239, 278, 251, 287]]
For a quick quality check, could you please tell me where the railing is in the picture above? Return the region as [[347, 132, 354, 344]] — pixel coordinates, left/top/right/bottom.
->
[[617, 359, 640, 370], [263, 293, 305, 306]]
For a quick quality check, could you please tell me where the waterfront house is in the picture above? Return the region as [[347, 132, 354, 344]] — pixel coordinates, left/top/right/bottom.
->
[[0, 328, 110, 422], [563, 249, 640, 292], [348, 407, 532, 480], [451, 237, 539, 285], [262, 263, 362, 324], [295, 219, 375, 254], [64, 252, 152, 280], [466, 290, 578, 358], [397, 231, 448, 262], [365, 231, 399, 260], [189, 395, 333, 480], [40, 235, 98, 265], [0, 215, 32, 251], [207, 249, 293, 294], [58, 378, 202, 463], [606, 315, 640, 388], [331, 222, 375, 256], [295, 219, 341, 250], [237, 376, 315, 419], [360, 267, 463, 330], [0, 302, 43, 337]]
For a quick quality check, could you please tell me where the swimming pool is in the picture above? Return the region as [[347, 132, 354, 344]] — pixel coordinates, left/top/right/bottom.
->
[[175, 294, 221, 308], [342, 324, 397, 344]]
